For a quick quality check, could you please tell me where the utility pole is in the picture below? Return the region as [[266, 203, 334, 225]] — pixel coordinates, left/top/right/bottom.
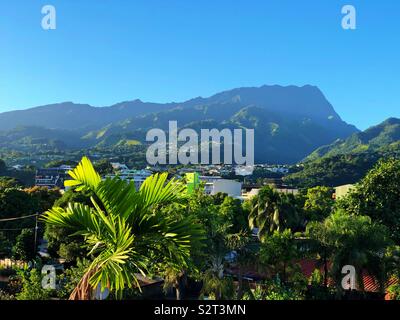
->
[[34, 214, 38, 256]]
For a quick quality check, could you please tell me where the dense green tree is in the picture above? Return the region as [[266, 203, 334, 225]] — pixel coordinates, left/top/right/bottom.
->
[[219, 196, 249, 233], [0, 232, 11, 257], [12, 229, 36, 261], [259, 229, 300, 283], [304, 186, 334, 222], [58, 241, 85, 263], [94, 159, 114, 175], [24, 186, 61, 213], [284, 153, 381, 188], [57, 259, 91, 299], [15, 268, 52, 300], [44, 224, 86, 263], [307, 210, 392, 294], [53, 188, 93, 208], [0, 177, 22, 189], [242, 278, 305, 300], [387, 283, 400, 300], [0, 187, 48, 242], [226, 230, 254, 299], [0, 159, 6, 173], [0, 188, 37, 218], [160, 189, 252, 300], [337, 158, 400, 244]]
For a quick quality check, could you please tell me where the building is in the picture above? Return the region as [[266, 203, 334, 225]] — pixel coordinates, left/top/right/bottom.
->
[[105, 169, 152, 190], [199, 175, 222, 195], [334, 184, 354, 200], [35, 167, 72, 189], [199, 176, 242, 198], [275, 187, 299, 195], [241, 188, 260, 201], [11, 164, 24, 171], [110, 162, 129, 171]]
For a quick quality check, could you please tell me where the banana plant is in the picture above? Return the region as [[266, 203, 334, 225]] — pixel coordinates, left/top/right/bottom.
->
[[42, 157, 204, 299]]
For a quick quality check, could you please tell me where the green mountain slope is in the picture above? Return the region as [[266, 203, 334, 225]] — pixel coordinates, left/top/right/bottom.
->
[[285, 118, 400, 187], [305, 118, 400, 161]]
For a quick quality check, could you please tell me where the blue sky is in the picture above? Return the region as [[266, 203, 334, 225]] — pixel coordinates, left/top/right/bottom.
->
[[0, 0, 399, 130]]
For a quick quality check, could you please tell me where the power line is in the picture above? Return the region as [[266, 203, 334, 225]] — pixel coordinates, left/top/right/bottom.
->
[[0, 227, 36, 231], [0, 213, 40, 222]]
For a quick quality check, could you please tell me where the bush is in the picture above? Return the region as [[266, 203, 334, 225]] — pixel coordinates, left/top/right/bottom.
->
[[242, 278, 305, 300], [15, 268, 52, 300], [12, 229, 35, 261], [387, 283, 400, 300]]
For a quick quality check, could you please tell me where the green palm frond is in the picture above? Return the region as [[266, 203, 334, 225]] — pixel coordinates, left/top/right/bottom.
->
[[41, 203, 101, 237], [95, 178, 140, 219], [64, 156, 101, 191], [42, 156, 204, 299], [139, 173, 186, 209]]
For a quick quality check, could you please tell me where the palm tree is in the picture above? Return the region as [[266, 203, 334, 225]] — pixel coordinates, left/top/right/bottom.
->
[[162, 267, 188, 300], [249, 186, 300, 241], [42, 157, 203, 299], [307, 210, 392, 294]]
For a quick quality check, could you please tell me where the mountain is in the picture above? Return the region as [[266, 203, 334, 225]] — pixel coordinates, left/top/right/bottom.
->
[[285, 118, 400, 187], [0, 85, 358, 163], [305, 118, 400, 161], [0, 126, 91, 152]]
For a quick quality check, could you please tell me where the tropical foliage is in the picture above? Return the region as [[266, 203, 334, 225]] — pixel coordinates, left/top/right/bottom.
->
[[248, 186, 301, 241], [41, 156, 204, 299], [307, 210, 392, 293]]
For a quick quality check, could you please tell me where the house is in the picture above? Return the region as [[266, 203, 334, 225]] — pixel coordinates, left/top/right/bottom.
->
[[35, 167, 70, 189], [105, 169, 152, 190], [110, 162, 129, 171], [226, 258, 399, 300], [297, 259, 399, 300], [241, 188, 260, 201], [334, 184, 355, 200], [11, 164, 24, 171], [211, 179, 242, 198]]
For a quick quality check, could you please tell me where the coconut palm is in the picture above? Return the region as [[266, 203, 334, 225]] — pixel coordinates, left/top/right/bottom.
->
[[42, 157, 203, 299], [249, 186, 300, 241]]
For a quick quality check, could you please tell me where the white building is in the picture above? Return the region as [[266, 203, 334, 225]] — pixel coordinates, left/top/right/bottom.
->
[[105, 169, 152, 190], [211, 179, 242, 198], [110, 162, 129, 171], [197, 176, 242, 198]]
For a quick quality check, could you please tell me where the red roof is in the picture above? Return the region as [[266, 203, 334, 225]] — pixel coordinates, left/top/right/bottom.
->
[[298, 259, 398, 296], [227, 259, 399, 299]]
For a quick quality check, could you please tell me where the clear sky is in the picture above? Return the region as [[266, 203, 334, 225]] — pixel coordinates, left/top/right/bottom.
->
[[0, 0, 399, 130]]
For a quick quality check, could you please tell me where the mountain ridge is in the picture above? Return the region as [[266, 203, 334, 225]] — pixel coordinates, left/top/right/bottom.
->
[[0, 85, 359, 164], [284, 117, 400, 187]]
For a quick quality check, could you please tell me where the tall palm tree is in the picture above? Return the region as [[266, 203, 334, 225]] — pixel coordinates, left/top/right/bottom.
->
[[249, 186, 300, 241], [42, 157, 203, 299]]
